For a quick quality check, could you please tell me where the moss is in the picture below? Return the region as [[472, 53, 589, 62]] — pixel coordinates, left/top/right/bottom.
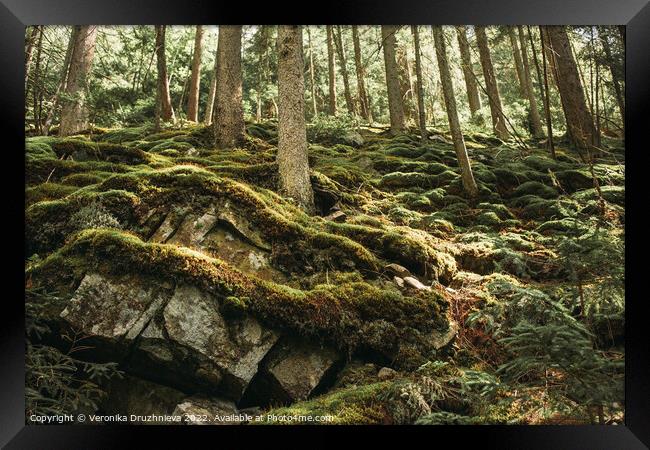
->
[[262, 381, 391, 424], [25, 183, 79, 206], [477, 203, 514, 220], [511, 181, 558, 199], [536, 218, 589, 235], [60, 172, 110, 187], [475, 212, 502, 227], [30, 229, 449, 362], [326, 222, 457, 283], [98, 126, 150, 144], [48, 138, 151, 165], [522, 155, 565, 172], [379, 170, 458, 190], [573, 185, 624, 207], [25, 137, 57, 161]]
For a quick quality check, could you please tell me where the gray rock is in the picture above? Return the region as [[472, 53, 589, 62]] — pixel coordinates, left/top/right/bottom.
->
[[102, 375, 185, 424], [162, 284, 279, 400], [60, 273, 172, 343], [386, 263, 411, 278], [342, 130, 365, 147], [403, 276, 431, 291], [149, 212, 181, 243], [173, 397, 241, 425], [166, 208, 218, 247], [393, 276, 404, 288], [377, 367, 398, 381], [263, 339, 340, 402], [430, 320, 459, 349], [324, 210, 346, 222]]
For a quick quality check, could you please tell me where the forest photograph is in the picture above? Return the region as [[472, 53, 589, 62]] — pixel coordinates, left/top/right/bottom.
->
[[24, 24, 625, 426]]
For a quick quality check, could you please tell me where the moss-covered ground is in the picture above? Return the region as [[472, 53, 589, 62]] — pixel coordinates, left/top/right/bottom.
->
[[25, 122, 625, 424]]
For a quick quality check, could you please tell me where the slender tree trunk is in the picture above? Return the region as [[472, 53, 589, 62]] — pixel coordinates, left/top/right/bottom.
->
[[508, 27, 526, 94], [515, 26, 544, 137], [352, 25, 372, 123], [43, 27, 77, 135], [432, 26, 478, 197], [545, 26, 598, 153], [277, 25, 315, 212], [59, 26, 98, 136], [204, 39, 219, 124], [455, 25, 481, 115], [186, 25, 204, 122], [24, 26, 39, 92], [214, 25, 245, 148], [475, 26, 509, 140], [31, 26, 44, 134], [598, 28, 625, 126], [307, 27, 318, 118], [411, 26, 427, 142], [537, 26, 556, 159], [326, 25, 337, 116], [382, 25, 405, 135], [334, 26, 355, 115], [155, 25, 176, 124]]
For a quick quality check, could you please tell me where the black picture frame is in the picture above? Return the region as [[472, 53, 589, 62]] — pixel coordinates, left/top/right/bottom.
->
[[2, 0, 648, 447]]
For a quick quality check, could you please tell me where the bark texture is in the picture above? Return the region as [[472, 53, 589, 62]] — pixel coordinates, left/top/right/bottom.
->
[[411, 26, 427, 142], [187, 25, 204, 122], [326, 26, 337, 116], [155, 25, 175, 124], [352, 26, 372, 122], [334, 26, 355, 115], [545, 26, 598, 152], [381, 25, 405, 135], [475, 26, 509, 140], [204, 42, 219, 125], [214, 25, 245, 148], [455, 26, 481, 115], [515, 26, 544, 137], [433, 26, 478, 197], [59, 26, 98, 136], [277, 26, 315, 212]]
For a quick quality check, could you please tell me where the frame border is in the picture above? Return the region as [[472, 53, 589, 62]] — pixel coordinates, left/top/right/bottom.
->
[[3, 0, 648, 447]]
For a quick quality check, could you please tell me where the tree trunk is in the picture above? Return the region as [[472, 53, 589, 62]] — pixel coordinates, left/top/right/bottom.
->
[[516, 26, 544, 137], [43, 27, 76, 135], [537, 26, 556, 159], [31, 26, 45, 134], [598, 28, 625, 126], [204, 36, 219, 125], [411, 26, 427, 142], [545, 26, 598, 152], [277, 26, 315, 212], [59, 26, 98, 136], [307, 27, 318, 118], [186, 25, 204, 122], [334, 26, 355, 115], [432, 26, 478, 198], [155, 25, 175, 124], [455, 26, 481, 115], [352, 25, 372, 123], [24, 26, 39, 92], [475, 26, 508, 140], [214, 25, 245, 148], [382, 25, 405, 135], [326, 25, 337, 116]]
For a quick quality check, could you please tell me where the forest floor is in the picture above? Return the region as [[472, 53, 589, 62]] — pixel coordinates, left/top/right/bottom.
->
[[25, 121, 625, 425]]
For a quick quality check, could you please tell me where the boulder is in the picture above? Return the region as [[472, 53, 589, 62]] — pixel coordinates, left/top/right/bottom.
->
[[60, 273, 173, 351], [173, 397, 241, 425], [166, 208, 219, 247], [430, 320, 459, 350], [385, 263, 411, 278], [243, 339, 340, 405], [403, 276, 431, 291], [161, 284, 279, 400], [324, 210, 347, 222], [377, 367, 398, 381], [149, 212, 181, 243], [101, 375, 185, 424]]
